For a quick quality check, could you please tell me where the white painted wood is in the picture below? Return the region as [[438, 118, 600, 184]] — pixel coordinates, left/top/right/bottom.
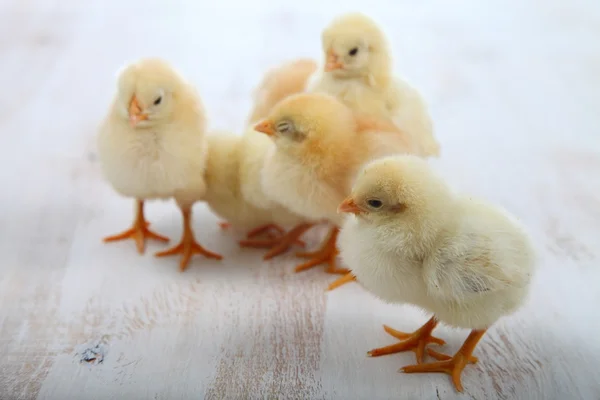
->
[[1, 0, 599, 398]]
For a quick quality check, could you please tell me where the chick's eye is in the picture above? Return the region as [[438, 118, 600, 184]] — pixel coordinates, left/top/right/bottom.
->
[[348, 47, 359, 56], [153, 96, 162, 105], [367, 199, 383, 209], [277, 121, 292, 133]]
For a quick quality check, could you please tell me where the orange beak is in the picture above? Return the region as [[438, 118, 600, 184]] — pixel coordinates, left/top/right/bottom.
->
[[253, 119, 276, 136], [338, 197, 363, 215], [325, 49, 344, 72], [128, 96, 148, 127]]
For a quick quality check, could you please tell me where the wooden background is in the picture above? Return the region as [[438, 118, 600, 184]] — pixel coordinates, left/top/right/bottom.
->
[[1, 0, 600, 399]]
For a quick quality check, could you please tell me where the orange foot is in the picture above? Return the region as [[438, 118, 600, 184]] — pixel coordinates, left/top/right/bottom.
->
[[103, 199, 169, 254], [294, 227, 349, 274], [239, 223, 314, 259], [327, 272, 357, 291], [401, 329, 486, 392], [156, 207, 222, 271], [218, 221, 231, 230], [367, 317, 445, 364]]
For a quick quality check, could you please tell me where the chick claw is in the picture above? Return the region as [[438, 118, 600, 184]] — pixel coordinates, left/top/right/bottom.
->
[[239, 223, 313, 259], [103, 221, 169, 254], [155, 233, 222, 272], [367, 320, 445, 364], [327, 272, 357, 291], [401, 353, 471, 392], [294, 227, 349, 275]]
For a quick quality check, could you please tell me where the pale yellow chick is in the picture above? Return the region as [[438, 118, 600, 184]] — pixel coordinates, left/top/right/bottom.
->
[[337, 155, 536, 392], [246, 58, 318, 125], [306, 12, 440, 157], [203, 128, 310, 253], [97, 57, 222, 270], [253, 92, 416, 278]]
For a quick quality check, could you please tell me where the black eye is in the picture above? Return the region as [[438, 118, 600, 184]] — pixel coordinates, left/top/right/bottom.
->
[[367, 199, 382, 208], [153, 96, 162, 105], [348, 47, 358, 56]]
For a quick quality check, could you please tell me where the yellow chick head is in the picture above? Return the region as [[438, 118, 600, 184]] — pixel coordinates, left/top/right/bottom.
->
[[253, 92, 357, 156], [116, 58, 186, 129], [321, 12, 391, 81], [339, 155, 451, 224]]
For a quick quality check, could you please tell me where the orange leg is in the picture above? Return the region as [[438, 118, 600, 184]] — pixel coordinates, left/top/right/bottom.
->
[[239, 223, 314, 259], [294, 227, 348, 275], [103, 199, 169, 254], [327, 272, 357, 291], [367, 317, 445, 364], [155, 206, 223, 271], [401, 329, 487, 392]]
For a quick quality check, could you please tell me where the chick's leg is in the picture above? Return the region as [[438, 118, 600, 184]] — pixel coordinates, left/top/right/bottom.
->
[[103, 199, 169, 254], [294, 227, 349, 274], [327, 272, 357, 291], [401, 329, 487, 392], [367, 317, 445, 364], [155, 206, 223, 271], [239, 223, 314, 259]]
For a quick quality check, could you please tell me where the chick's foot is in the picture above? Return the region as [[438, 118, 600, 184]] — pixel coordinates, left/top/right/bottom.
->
[[245, 224, 305, 247], [155, 208, 222, 271], [238, 223, 313, 259], [367, 317, 445, 364], [327, 272, 357, 291], [294, 227, 349, 274], [103, 200, 169, 254], [401, 329, 486, 392]]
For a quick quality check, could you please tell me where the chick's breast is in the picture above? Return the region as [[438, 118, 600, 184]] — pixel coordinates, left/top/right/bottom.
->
[[97, 116, 207, 201], [339, 216, 428, 304]]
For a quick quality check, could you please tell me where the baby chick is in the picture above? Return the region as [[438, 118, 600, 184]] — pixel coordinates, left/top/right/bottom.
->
[[306, 12, 440, 157], [253, 92, 415, 279], [337, 155, 536, 392], [97, 58, 222, 270], [203, 128, 310, 251], [246, 58, 318, 125]]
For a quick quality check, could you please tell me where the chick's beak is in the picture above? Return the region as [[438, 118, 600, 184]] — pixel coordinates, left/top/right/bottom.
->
[[338, 197, 362, 215], [325, 49, 344, 72], [128, 96, 148, 127], [253, 120, 276, 136]]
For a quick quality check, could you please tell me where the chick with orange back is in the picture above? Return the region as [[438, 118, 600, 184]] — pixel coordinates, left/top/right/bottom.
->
[[251, 92, 417, 285], [203, 128, 310, 252], [306, 12, 440, 158], [97, 58, 222, 271], [246, 58, 318, 125], [337, 155, 536, 392]]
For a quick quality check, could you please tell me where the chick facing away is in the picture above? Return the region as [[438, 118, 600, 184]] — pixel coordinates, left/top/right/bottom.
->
[[306, 12, 440, 158], [252, 92, 416, 282], [337, 155, 536, 392], [97, 57, 222, 271]]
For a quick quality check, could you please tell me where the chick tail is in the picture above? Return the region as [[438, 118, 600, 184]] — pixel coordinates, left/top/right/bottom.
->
[[103, 199, 169, 254], [155, 206, 223, 271]]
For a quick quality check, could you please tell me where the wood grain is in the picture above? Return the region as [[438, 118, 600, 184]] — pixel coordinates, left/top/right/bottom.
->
[[1, 0, 600, 399]]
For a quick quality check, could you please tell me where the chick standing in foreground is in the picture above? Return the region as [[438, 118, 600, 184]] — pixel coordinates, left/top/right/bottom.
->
[[202, 128, 309, 251], [306, 12, 440, 157], [337, 155, 536, 392], [97, 58, 222, 270], [252, 92, 417, 281], [246, 58, 318, 125]]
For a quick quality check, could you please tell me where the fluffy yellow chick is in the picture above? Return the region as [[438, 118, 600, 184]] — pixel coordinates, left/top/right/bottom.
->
[[337, 155, 536, 392], [306, 12, 440, 157], [97, 57, 222, 270], [252, 92, 416, 278], [246, 58, 318, 125], [202, 128, 310, 251]]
